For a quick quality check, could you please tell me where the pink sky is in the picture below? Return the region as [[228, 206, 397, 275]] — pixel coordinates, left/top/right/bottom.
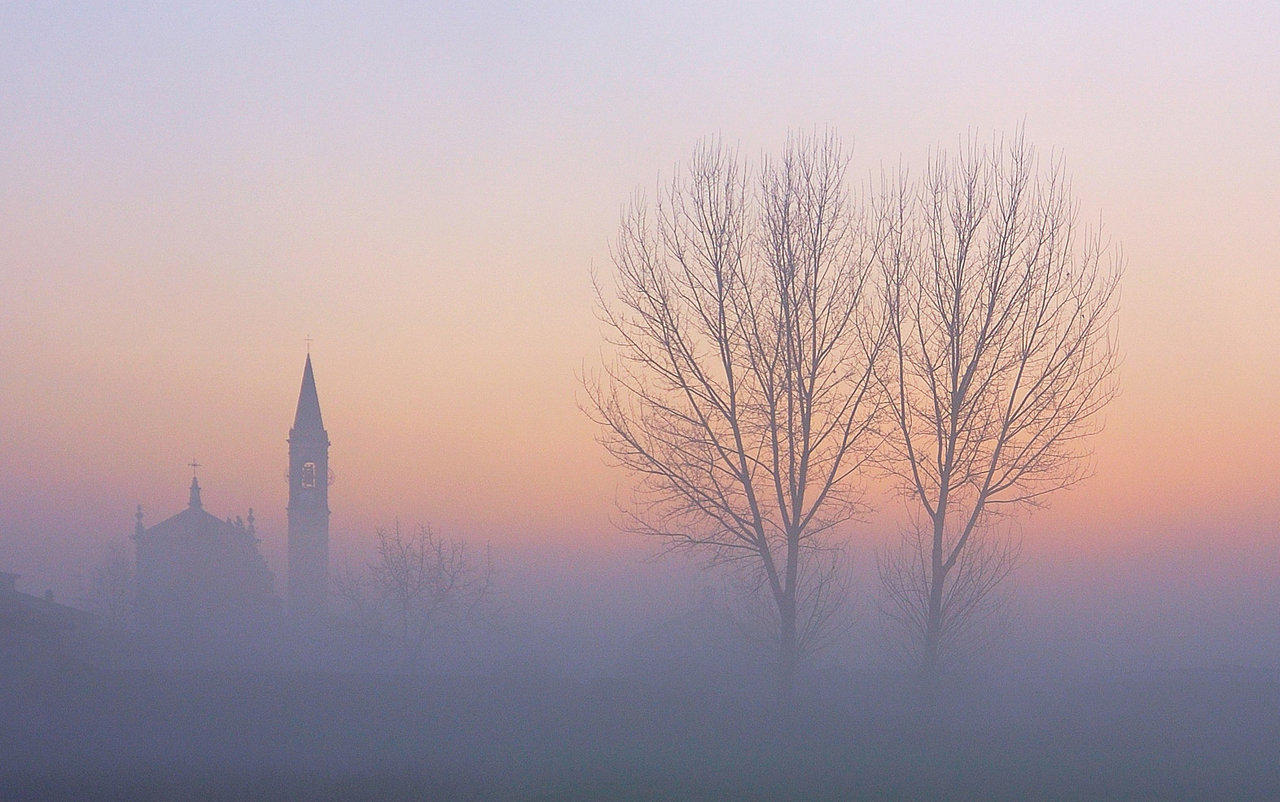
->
[[1, 3, 1277, 591]]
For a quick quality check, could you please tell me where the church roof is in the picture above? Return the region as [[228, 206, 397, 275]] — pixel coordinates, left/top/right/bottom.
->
[[143, 503, 232, 541], [292, 354, 325, 433], [140, 479, 251, 544]]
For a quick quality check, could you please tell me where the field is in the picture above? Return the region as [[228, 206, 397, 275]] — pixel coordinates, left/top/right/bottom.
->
[[4, 658, 1277, 799]]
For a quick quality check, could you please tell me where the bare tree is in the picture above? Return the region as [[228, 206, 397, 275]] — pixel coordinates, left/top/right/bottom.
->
[[735, 543, 858, 665], [334, 523, 492, 673], [874, 132, 1121, 676], [586, 132, 888, 695], [878, 519, 1020, 670], [80, 541, 136, 631]]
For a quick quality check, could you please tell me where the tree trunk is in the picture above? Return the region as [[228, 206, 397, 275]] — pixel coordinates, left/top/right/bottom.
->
[[778, 595, 798, 700], [924, 598, 942, 679], [925, 513, 947, 681]]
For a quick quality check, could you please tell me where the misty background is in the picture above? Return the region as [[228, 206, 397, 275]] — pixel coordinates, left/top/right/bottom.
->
[[3, 0, 1277, 674], [2, 3, 1279, 796]]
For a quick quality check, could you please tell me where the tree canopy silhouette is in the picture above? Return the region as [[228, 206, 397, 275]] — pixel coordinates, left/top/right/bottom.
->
[[587, 132, 888, 694]]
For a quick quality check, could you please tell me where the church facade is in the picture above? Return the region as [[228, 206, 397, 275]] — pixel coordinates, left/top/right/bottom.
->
[[132, 476, 276, 634], [132, 355, 331, 633]]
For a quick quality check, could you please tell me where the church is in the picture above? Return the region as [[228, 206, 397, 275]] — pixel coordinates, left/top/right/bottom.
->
[[132, 355, 332, 633]]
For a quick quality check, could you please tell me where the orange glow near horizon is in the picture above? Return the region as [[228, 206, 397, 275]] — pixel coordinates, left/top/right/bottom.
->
[[1, 4, 1278, 593]]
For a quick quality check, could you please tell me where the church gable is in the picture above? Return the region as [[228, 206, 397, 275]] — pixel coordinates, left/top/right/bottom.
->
[[134, 477, 277, 631]]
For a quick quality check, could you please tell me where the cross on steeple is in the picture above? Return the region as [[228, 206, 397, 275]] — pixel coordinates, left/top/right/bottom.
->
[[305, 335, 312, 354], [188, 460, 203, 510]]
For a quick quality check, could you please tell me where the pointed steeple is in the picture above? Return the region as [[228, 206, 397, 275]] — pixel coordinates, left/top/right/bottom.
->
[[288, 351, 331, 624], [189, 476, 202, 509], [292, 354, 325, 433]]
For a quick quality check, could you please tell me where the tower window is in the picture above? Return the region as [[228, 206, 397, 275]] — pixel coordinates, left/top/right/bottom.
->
[[302, 462, 317, 488]]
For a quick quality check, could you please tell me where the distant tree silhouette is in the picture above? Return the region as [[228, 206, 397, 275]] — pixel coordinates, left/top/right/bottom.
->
[[586, 132, 888, 695], [81, 541, 136, 631], [873, 132, 1121, 676], [334, 523, 492, 672]]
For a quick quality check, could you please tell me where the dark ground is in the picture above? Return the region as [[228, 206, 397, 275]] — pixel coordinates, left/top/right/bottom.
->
[[3, 657, 1278, 799]]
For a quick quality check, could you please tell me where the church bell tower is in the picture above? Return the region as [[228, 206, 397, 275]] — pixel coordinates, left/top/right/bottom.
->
[[287, 353, 330, 622]]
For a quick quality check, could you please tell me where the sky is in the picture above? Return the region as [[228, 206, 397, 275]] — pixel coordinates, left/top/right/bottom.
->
[[1, 2, 1278, 593]]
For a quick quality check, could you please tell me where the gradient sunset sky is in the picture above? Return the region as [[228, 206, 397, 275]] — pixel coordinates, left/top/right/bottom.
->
[[2, 3, 1277, 590]]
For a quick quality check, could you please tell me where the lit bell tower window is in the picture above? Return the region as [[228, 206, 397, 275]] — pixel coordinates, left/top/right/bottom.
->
[[302, 461, 317, 489]]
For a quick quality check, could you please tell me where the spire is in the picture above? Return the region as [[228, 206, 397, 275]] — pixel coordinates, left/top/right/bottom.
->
[[292, 354, 325, 432], [189, 475, 202, 509], [135, 504, 145, 536]]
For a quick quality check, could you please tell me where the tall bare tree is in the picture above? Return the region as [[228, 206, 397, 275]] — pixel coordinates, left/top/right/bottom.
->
[[586, 133, 888, 694], [875, 133, 1121, 675]]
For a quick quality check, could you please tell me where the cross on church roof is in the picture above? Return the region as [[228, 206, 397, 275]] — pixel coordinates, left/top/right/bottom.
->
[[189, 458, 201, 476], [305, 334, 312, 354]]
